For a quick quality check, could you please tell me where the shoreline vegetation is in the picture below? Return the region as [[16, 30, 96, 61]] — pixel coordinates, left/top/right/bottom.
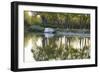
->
[[24, 11, 90, 35], [25, 25, 90, 32], [24, 25, 90, 37]]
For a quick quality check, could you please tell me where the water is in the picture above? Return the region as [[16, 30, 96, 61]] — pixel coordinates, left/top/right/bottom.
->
[[24, 32, 90, 62]]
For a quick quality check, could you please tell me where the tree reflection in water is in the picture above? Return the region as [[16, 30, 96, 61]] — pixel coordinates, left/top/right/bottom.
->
[[24, 33, 90, 61]]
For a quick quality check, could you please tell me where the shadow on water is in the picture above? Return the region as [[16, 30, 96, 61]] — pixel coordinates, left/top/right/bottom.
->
[[24, 32, 90, 61]]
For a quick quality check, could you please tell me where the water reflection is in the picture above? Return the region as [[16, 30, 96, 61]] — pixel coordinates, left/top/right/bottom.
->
[[24, 32, 90, 62]]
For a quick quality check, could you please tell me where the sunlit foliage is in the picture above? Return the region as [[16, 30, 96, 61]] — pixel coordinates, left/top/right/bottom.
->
[[24, 11, 90, 29]]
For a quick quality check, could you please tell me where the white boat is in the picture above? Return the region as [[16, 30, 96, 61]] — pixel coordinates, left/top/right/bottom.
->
[[44, 28, 55, 33]]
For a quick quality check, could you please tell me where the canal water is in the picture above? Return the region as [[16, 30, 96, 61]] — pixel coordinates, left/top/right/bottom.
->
[[24, 32, 90, 62]]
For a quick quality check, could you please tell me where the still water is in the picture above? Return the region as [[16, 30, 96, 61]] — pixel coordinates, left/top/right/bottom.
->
[[24, 32, 90, 62]]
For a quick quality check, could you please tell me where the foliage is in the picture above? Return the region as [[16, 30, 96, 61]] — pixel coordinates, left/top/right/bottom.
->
[[24, 11, 90, 30]]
